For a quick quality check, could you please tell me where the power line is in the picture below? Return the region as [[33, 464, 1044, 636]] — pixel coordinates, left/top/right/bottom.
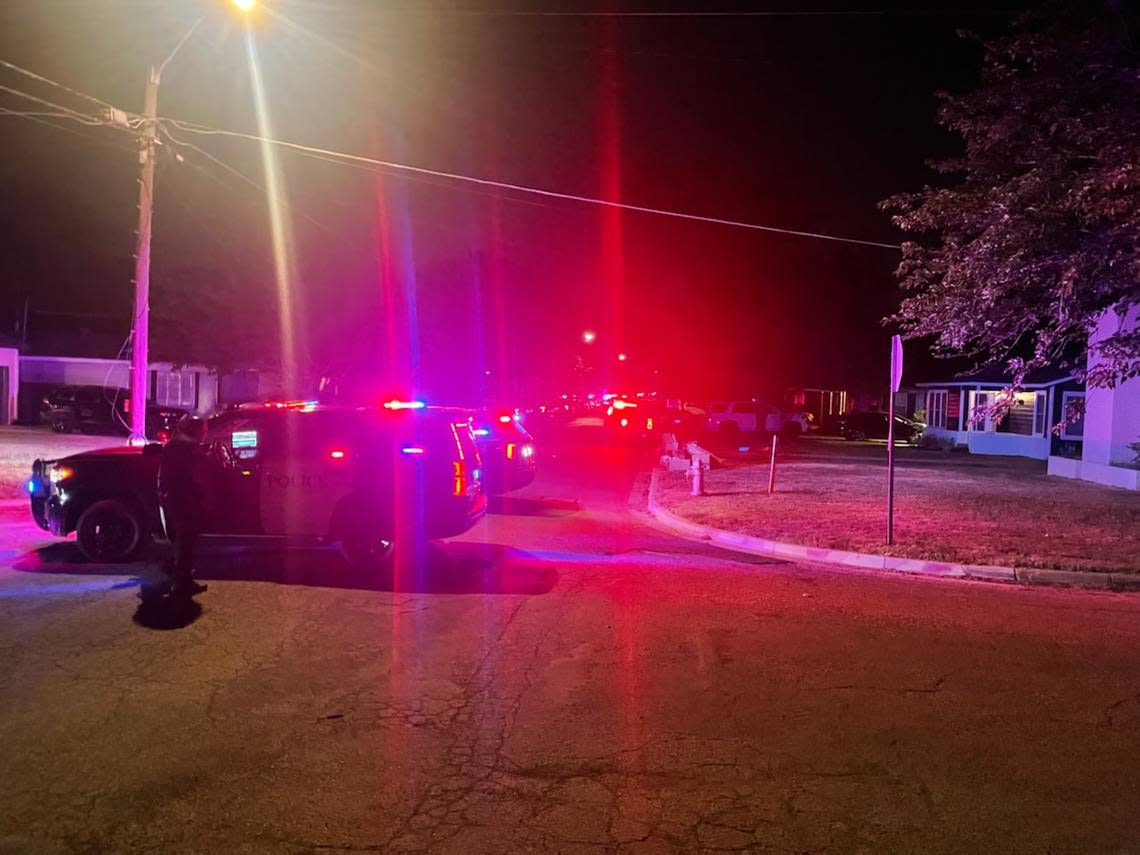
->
[[406, 7, 1015, 16], [162, 117, 901, 250], [0, 82, 126, 128], [0, 58, 120, 111], [157, 123, 359, 243], [0, 107, 135, 153]]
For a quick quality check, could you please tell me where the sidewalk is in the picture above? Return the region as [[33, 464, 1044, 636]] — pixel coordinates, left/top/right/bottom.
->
[[653, 438, 1140, 579]]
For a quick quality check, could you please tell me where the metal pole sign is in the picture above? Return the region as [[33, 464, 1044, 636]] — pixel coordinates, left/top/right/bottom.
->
[[887, 334, 903, 545]]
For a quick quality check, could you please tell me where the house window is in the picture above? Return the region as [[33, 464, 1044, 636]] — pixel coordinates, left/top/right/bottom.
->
[[154, 370, 197, 409], [1033, 392, 1048, 436], [1060, 392, 1085, 439], [925, 391, 948, 429], [970, 391, 992, 431], [996, 391, 1037, 436]]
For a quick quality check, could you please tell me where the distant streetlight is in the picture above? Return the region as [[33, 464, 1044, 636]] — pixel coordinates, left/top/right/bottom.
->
[[582, 330, 597, 344], [127, 1, 255, 444], [617, 353, 627, 362]]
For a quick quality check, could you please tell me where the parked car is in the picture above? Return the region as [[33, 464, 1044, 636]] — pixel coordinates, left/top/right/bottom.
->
[[40, 385, 187, 441], [837, 412, 924, 443], [470, 411, 537, 493], [705, 400, 810, 437], [28, 401, 486, 564]]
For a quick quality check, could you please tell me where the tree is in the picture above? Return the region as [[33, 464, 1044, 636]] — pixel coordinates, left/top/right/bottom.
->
[[883, 3, 1140, 391]]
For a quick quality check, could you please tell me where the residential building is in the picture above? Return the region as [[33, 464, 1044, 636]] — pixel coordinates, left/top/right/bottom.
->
[[916, 369, 1083, 460], [1048, 305, 1140, 490]]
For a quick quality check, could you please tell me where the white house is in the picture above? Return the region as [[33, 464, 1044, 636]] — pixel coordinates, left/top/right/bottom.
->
[[1048, 305, 1140, 491], [0, 346, 19, 425], [916, 369, 1083, 461], [17, 356, 219, 422]]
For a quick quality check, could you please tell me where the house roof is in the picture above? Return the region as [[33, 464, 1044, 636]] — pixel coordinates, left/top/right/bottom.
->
[[915, 366, 1079, 389]]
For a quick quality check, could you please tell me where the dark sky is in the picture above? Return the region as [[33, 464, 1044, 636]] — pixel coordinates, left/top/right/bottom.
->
[[0, 1, 1019, 402]]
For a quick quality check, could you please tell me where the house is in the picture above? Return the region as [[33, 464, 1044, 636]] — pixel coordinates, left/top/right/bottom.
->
[[17, 355, 220, 423], [1048, 305, 1140, 491], [915, 368, 1084, 461], [0, 346, 19, 425], [784, 388, 852, 425]]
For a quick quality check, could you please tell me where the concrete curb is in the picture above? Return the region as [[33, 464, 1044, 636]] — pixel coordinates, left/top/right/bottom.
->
[[647, 470, 1140, 592]]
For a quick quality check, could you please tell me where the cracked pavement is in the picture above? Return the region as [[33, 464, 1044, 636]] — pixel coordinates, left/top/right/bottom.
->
[[1, 440, 1139, 852]]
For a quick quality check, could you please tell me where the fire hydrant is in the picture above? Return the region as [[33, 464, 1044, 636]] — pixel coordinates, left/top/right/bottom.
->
[[689, 454, 705, 496]]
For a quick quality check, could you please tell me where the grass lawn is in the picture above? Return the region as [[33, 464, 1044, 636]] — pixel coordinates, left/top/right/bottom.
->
[[657, 438, 1140, 573], [0, 426, 122, 500]]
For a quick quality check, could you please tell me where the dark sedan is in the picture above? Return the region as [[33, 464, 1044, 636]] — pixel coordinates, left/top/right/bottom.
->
[[838, 412, 925, 443], [41, 385, 186, 441]]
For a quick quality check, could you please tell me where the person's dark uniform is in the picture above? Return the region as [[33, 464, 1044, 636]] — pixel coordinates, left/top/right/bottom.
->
[[158, 417, 210, 595]]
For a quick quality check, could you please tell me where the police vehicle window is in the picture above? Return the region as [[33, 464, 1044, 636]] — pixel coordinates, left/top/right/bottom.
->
[[209, 412, 267, 461], [290, 411, 369, 460]]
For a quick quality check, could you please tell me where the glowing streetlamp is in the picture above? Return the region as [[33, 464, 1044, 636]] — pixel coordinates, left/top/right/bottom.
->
[[617, 353, 627, 362], [581, 330, 597, 345], [127, 1, 256, 444]]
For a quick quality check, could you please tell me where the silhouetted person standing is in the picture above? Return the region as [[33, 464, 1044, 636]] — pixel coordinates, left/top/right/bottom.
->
[[159, 416, 209, 595]]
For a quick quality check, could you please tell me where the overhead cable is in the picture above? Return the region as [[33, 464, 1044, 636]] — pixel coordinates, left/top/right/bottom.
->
[[162, 117, 901, 250]]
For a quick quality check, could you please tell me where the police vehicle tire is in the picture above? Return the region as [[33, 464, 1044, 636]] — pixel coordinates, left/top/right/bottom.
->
[[76, 499, 144, 563], [51, 416, 74, 434]]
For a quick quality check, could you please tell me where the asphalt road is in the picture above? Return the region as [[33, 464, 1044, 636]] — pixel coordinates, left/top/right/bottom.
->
[[1, 435, 1139, 853]]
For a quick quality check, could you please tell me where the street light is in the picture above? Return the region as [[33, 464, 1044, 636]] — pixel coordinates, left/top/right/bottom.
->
[[127, 3, 254, 444], [617, 353, 627, 362], [582, 330, 597, 345]]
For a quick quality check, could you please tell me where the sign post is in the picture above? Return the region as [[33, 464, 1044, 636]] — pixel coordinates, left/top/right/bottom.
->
[[887, 334, 903, 545]]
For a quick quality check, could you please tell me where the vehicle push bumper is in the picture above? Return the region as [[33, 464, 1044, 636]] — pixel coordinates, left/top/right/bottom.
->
[[28, 460, 67, 535]]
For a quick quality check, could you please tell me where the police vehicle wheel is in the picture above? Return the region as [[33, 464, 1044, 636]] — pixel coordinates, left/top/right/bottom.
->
[[76, 500, 143, 563], [51, 417, 74, 434]]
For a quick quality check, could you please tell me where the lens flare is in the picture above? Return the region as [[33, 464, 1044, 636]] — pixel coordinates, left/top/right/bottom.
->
[[245, 29, 301, 394]]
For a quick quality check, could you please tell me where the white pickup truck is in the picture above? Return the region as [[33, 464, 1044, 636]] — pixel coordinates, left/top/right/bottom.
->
[[705, 400, 810, 437]]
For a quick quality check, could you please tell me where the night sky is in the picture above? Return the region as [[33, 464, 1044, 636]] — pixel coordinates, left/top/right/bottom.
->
[[0, 1, 1020, 403]]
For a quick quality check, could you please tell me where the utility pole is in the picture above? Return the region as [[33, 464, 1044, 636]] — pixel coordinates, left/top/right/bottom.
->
[[128, 65, 159, 445]]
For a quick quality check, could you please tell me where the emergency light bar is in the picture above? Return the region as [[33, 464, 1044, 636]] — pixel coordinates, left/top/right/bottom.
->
[[384, 400, 426, 410]]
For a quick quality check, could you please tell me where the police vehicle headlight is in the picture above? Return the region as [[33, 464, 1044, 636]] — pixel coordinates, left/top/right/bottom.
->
[[49, 465, 74, 484]]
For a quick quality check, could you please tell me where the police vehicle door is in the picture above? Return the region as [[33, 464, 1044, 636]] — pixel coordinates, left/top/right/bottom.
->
[[259, 411, 358, 538], [204, 410, 266, 535]]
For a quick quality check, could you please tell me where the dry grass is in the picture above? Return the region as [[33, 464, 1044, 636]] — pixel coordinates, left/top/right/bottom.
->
[[0, 427, 118, 499], [657, 442, 1140, 573]]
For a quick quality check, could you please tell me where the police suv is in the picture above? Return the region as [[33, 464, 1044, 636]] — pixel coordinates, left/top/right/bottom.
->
[[28, 401, 486, 564]]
